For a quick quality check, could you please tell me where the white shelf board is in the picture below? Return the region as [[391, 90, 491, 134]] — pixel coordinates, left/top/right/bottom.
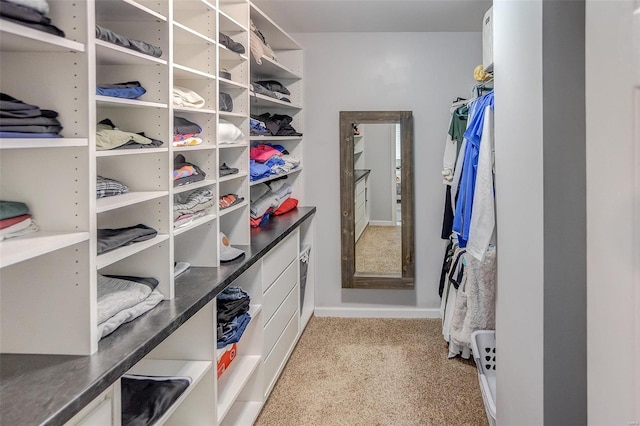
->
[[96, 96, 168, 109], [220, 401, 262, 426], [174, 179, 217, 194], [0, 138, 88, 149], [96, 0, 167, 22], [219, 143, 248, 149], [219, 111, 247, 118], [219, 10, 247, 32], [96, 147, 168, 157], [126, 359, 213, 425], [96, 40, 167, 66], [250, 3, 302, 50], [173, 0, 216, 12], [219, 172, 248, 183], [96, 191, 169, 213], [218, 77, 248, 90], [173, 63, 217, 81], [0, 231, 89, 269], [249, 304, 262, 318], [249, 136, 301, 141], [173, 144, 217, 152], [0, 19, 85, 53], [219, 44, 248, 61], [217, 355, 261, 424], [173, 22, 216, 46], [354, 148, 364, 155], [173, 213, 217, 236], [218, 201, 247, 216], [250, 55, 301, 80], [97, 234, 169, 269], [173, 106, 217, 115], [250, 167, 302, 186], [250, 93, 301, 109]]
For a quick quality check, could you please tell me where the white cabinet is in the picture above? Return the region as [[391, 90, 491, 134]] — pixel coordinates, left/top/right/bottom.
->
[[355, 176, 369, 242]]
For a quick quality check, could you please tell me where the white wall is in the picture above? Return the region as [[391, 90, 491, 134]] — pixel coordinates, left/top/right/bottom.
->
[[586, 1, 638, 423], [295, 32, 481, 313], [361, 123, 395, 223]]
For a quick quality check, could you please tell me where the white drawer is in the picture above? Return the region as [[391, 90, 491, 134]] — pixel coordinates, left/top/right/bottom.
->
[[263, 258, 298, 324], [355, 178, 365, 197], [262, 231, 298, 291], [355, 201, 365, 223], [264, 285, 298, 358], [74, 398, 112, 426], [355, 218, 365, 240], [263, 308, 299, 398]]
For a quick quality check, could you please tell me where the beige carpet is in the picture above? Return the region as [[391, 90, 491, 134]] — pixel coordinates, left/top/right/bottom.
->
[[255, 317, 488, 426], [355, 225, 401, 274]]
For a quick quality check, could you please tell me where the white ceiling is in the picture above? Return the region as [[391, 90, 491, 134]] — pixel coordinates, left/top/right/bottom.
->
[[251, 0, 492, 33]]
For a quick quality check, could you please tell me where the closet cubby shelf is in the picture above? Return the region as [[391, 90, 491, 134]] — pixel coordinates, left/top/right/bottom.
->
[[249, 4, 302, 51], [96, 96, 168, 109], [126, 359, 213, 425], [250, 93, 302, 109], [173, 179, 218, 194], [96, 234, 170, 269], [250, 55, 301, 80], [95, 0, 167, 22], [219, 142, 249, 148], [173, 213, 217, 236], [96, 191, 169, 213], [250, 167, 302, 186], [219, 10, 247, 32], [173, 106, 217, 115], [173, 144, 217, 152], [0, 231, 90, 269], [219, 172, 249, 183], [217, 355, 261, 424], [219, 201, 248, 216], [0, 138, 88, 149], [173, 64, 217, 81], [219, 77, 249, 90], [249, 136, 301, 141], [219, 44, 249, 61], [173, 22, 216, 46], [96, 147, 168, 157], [219, 111, 246, 118], [220, 401, 262, 426], [96, 40, 167, 66], [0, 19, 85, 53]]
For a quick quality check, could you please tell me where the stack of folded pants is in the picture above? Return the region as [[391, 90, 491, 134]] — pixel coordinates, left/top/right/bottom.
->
[[217, 286, 251, 349], [173, 188, 215, 228], [0, 93, 63, 138]]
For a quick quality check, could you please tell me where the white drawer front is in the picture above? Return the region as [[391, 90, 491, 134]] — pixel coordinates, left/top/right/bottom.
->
[[263, 309, 299, 398], [264, 285, 298, 358], [263, 258, 298, 324], [263, 231, 298, 291], [75, 398, 112, 426], [355, 178, 365, 197], [355, 201, 365, 223]]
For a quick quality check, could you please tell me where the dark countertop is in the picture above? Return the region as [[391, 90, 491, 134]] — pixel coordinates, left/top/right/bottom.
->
[[354, 169, 370, 182], [0, 207, 316, 426]]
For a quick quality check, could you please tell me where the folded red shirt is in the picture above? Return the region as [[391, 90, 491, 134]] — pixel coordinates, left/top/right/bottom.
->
[[274, 198, 298, 215], [0, 214, 32, 230]]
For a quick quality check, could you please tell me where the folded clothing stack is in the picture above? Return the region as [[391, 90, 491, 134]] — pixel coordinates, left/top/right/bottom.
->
[[97, 274, 164, 340], [96, 25, 162, 58], [96, 119, 163, 150], [217, 286, 251, 348], [174, 116, 203, 147], [0, 0, 65, 37], [173, 154, 206, 187], [249, 180, 298, 227], [0, 93, 63, 138], [97, 224, 157, 255], [219, 32, 245, 54], [97, 81, 146, 100], [173, 187, 215, 228], [251, 80, 291, 103], [219, 163, 238, 177], [121, 374, 191, 426], [249, 18, 276, 65], [249, 143, 299, 181], [218, 119, 245, 145], [219, 92, 233, 112], [173, 86, 205, 109], [97, 175, 129, 199], [0, 200, 39, 241], [250, 113, 302, 137], [219, 193, 244, 210]]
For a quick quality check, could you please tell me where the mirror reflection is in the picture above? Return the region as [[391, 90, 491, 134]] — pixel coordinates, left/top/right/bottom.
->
[[353, 123, 402, 278]]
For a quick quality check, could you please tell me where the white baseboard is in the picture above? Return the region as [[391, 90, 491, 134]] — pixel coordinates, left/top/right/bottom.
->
[[314, 307, 440, 319], [368, 220, 395, 226]]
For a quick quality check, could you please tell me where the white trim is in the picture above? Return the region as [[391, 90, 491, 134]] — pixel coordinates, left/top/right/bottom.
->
[[314, 307, 440, 319], [368, 220, 395, 227]]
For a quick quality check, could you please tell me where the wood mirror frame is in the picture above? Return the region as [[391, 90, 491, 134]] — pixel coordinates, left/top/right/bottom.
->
[[340, 111, 415, 289]]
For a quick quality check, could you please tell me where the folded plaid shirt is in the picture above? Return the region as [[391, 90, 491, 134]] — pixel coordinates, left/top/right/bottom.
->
[[97, 175, 129, 199]]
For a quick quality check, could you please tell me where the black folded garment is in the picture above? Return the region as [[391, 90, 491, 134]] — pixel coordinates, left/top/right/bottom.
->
[[97, 224, 158, 254], [0, 124, 62, 133], [254, 80, 290, 96], [121, 375, 190, 426], [219, 32, 245, 54], [0, 0, 65, 36], [96, 25, 163, 58], [217, 297, 250, 323], [219, 92, 233, 112], [173, 116, 202, 135], [251, 113, 302, 137]]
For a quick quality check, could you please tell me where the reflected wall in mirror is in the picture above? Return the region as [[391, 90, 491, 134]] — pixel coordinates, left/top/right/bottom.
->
[[340, 111, 414, 289]]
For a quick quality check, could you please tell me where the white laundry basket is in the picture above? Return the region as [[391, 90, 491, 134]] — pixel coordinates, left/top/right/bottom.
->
[[471, 330, 496, 426]]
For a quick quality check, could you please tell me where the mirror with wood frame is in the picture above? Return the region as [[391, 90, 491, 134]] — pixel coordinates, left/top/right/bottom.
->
[[340, 111, 415, 289]]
